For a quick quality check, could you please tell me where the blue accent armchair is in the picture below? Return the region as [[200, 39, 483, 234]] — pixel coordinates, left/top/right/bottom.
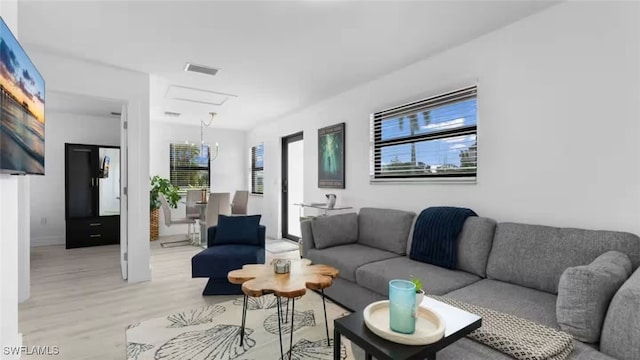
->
[[191, 224, 266, 295]]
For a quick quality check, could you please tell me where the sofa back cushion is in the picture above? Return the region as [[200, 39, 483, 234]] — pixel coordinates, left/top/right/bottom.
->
[[405, 216, 497, 277], [358, 208, 416, 255], [457, 217, 497, 277], [486, 223, 640, 294], [214, 215, 262, 246], [311, 213, 358, 249], [600, 267, 640, 360]]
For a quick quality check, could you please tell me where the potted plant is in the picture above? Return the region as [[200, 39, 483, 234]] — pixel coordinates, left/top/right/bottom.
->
[[410, 276, 425, 305], [150, 175, 181, 240]]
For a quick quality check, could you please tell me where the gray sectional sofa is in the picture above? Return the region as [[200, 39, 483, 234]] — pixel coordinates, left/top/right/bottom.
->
[[300, 208, 640, 360]]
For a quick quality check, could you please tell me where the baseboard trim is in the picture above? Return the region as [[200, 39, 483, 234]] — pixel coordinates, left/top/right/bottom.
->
[[31, 235, 64, 247]]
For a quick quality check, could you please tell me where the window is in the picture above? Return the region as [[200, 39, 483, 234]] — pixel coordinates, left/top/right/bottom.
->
[[370, 86, 477, 182], [169, 143, 210, 190], [251, 144, 264, 194]]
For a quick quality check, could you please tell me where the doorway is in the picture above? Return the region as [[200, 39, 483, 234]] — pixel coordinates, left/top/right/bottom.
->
[[281, 132, 303, 241]]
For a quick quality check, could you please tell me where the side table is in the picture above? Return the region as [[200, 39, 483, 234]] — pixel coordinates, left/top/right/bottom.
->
[[333, 297, 481, 360]]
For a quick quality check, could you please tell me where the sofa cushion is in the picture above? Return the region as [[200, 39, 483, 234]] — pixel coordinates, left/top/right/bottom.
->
[[433, 338, 615, 360], [355, 257, 481, 296], [486, 223, 640, 294], [307, 243, 400, 282], [557, 251, 632, 343], [358, 208, 416, 255], [573, 342, 618, 360], [600, 267, 640, 360], [445, 279, 559, 328], [311, 213, 358, 249], [456, 217, 497, 277], [214, 215, 261, 245]]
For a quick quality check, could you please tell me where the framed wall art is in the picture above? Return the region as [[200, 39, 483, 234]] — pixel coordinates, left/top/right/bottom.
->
[[318, 122, 345, 189]]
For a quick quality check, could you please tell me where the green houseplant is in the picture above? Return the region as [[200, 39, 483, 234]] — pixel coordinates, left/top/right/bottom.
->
[[149, 175, 181, 240], [410, 276, 425, 305]]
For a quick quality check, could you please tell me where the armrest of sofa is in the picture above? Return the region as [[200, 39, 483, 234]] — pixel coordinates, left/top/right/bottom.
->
[[300, 220, 315, 257], [207, 226, 218, 247], [257, 225, 266, 250], [600, 267, 640, 360]]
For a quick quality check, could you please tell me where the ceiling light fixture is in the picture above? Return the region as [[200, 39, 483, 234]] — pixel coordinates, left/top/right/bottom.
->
[[201, 112, 220, 161], [184, 63, 219, 77]]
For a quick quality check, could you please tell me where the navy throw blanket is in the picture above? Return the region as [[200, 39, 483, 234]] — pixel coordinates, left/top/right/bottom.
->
[[409, 206, 477, 270]]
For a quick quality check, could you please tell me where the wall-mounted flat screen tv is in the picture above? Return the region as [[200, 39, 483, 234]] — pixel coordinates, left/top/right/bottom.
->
[[0, 16, 45, 175]]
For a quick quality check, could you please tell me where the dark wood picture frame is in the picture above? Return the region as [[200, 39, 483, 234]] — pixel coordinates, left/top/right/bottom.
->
[[318, 122, 345, 188]]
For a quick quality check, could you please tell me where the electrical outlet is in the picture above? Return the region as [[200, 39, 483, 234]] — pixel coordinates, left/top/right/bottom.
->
[[41, 217, 47, 225]]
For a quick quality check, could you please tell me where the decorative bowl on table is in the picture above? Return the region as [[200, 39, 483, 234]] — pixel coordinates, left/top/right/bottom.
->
[[363, 300, 446, 345]]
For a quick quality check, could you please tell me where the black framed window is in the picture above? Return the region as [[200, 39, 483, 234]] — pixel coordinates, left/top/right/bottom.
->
[[169, 143, 210, 190], [370, 86, 477, 182], [251, 144, 264, 194]]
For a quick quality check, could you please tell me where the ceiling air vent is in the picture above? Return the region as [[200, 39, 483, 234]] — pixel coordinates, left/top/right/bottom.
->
[[184, 63, 219, 77], [164, 111, 181, 117]]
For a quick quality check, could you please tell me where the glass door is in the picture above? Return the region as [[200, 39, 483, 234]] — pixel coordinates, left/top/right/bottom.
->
[[281, 132, 303, 241]]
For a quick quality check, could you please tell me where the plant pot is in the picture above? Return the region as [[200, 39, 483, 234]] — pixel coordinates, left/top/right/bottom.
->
[[150, 208, 160, 241], [415, 289, 425, 306]]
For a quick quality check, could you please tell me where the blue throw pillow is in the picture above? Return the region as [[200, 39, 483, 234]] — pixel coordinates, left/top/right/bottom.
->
[[214, 215, 262, 246]]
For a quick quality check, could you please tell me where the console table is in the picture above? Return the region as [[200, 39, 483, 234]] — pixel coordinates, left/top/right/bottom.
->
[[294, 203, 353, 216]]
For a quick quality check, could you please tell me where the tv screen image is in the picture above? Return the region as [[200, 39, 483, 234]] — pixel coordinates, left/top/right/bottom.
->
[[0, 16, 45, 175]]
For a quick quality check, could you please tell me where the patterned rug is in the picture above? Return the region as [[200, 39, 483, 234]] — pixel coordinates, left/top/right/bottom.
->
[[126, 291, 354, 360], [265, 239, 299, 254]]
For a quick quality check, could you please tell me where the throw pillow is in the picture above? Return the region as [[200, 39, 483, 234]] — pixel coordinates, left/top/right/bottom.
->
[[214, 215, 262, 246], [311, 213, 358, 249], [556, 250, 632, 343]]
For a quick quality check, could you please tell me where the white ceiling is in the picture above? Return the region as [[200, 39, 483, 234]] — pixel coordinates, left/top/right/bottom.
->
[[46, 91, 123, 119], [17, 1, 558, 130]]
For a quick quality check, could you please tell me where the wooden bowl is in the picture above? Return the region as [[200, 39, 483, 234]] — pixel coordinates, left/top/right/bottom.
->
[[363, 300, 445, 345]]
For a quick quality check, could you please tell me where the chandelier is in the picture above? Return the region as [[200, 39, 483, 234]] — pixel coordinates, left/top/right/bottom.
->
[[200, 112, 220, 161]]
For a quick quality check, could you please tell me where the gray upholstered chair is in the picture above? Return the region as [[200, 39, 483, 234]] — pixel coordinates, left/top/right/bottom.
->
[[159, 194, 196, 248], [204, 192, 231, 228], [231, 190, 249, 215], [185, 190, 202, 220]]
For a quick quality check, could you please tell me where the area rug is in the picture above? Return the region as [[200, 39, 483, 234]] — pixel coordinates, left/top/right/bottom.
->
[[265, 239, 299, 254], [126, 291, 354, 360]]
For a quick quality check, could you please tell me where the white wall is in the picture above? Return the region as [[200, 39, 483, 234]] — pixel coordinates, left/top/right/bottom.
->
[[25, 48, 152, 283], [0, 0, 23, 356], [247, 1, 640, 239], [29, 113, 120, 246], [150, 121, 247, 236]]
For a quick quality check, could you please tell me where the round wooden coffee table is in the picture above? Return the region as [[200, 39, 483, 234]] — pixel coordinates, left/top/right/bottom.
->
[[228, 259, 339, 359]]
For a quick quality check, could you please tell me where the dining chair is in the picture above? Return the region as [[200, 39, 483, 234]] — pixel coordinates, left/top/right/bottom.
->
[[204, 192, 231, 228], [186, 189, 202, 220], [159, 194, 196, 248], [230, 190, 249, 215]]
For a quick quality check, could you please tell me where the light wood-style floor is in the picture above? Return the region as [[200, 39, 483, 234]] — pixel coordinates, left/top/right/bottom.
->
[[19, 237, 298, 360]]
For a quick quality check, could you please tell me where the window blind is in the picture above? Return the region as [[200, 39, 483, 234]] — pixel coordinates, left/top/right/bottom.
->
[[251, 144, 264, 194], [370, 86, 477, 181], [169, 143, 211, 191]]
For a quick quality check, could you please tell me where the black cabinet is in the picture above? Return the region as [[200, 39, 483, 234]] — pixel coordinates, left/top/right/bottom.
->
[[65, 143, 121, 249]]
